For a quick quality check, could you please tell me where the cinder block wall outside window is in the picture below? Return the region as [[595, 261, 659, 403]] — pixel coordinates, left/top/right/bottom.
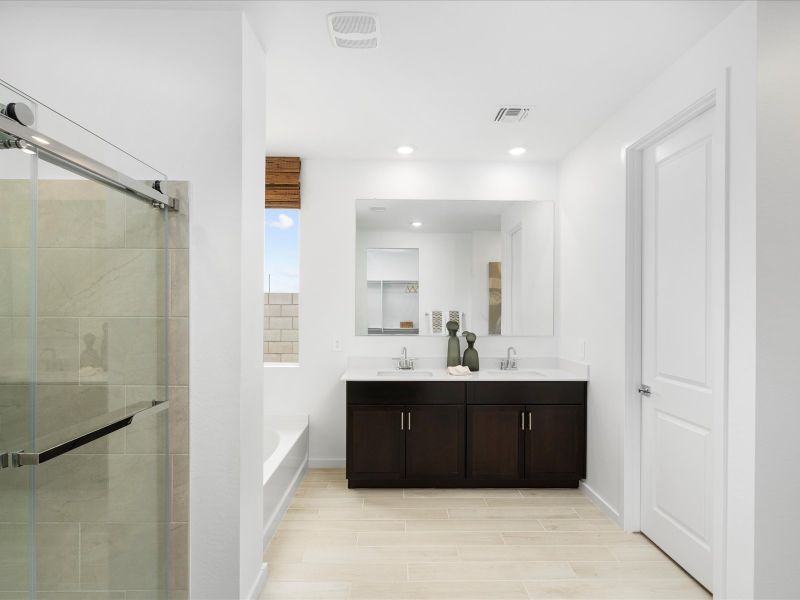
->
[[264, 293, 299, 363]]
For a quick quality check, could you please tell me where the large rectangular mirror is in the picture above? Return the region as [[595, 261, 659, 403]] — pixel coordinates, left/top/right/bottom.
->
[[355, 199, 554, 336]]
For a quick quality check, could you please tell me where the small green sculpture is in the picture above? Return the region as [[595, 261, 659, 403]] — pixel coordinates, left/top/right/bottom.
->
[[446, 320, 461, 367], [461, 331, 479, 372]]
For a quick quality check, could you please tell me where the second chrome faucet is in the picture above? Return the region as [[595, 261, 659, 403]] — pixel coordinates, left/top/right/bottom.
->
[[500, 346, 518, 370]]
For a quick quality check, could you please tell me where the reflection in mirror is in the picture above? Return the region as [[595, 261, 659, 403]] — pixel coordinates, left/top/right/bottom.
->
[[355, 199, 554, 336], [366, 249, 420, 334]]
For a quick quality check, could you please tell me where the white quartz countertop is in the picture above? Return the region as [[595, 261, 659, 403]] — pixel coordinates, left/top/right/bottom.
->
[[340, 357, 589, 382]]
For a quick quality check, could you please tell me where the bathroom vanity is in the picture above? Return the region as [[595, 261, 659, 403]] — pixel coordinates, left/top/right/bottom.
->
[[342, 368, 587, 488]]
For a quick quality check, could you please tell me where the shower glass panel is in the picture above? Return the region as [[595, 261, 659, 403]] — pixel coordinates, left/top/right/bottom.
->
[[0, 88, 36, 596], [0, 82, 172, 598]]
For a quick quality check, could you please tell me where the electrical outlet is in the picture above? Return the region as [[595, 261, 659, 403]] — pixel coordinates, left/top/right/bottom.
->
[[332, 338, 342, 352]]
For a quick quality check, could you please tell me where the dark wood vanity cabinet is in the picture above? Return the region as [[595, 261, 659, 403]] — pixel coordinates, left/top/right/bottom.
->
[[466, 404, 524, 480], [346, 380, 586, 488], [347, 403, 465, 482], [405, 404, 465, 480], [346, 383, 466, 483], [465, 403, 585, 485], [524, 404, 584, 482], [348, 405, 406, 481]]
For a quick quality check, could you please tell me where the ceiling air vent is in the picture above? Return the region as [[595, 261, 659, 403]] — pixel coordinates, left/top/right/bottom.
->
[[494, 106, 532, 123], [328, 13, 379, 49]]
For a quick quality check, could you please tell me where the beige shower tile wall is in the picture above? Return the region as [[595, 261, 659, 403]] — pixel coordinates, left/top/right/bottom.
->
[[0, 180, 189, 598], [164, 180, 190, 598], [264, 292, 299, 363]]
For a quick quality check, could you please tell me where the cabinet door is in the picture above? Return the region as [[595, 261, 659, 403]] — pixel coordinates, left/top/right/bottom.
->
[[405, 405, 465, 480], [348, 405, 405, 480], [466, 405, 523, 480], [525, 404, 583, 478]]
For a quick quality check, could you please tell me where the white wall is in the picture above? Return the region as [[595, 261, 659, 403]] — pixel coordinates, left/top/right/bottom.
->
[[0, 6, 267, 598], [753, 2, 800, 597], [366, 247, 421, 281], [264, 159, 561, 466], [239, 15, 267, 599], [558, 3, 756, 596]]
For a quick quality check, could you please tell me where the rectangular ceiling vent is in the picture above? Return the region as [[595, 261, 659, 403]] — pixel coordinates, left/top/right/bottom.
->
[[328, 13, 379, 49], [494, 106, 532, 123]]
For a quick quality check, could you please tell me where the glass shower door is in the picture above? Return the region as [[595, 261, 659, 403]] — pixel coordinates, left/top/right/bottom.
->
[[32, 160, 171, 598], [0, 84, 173, 599], [0, 110, 36, 598]]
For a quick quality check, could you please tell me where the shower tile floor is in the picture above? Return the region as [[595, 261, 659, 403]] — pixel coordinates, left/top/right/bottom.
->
[[259, 469, 709, 599]]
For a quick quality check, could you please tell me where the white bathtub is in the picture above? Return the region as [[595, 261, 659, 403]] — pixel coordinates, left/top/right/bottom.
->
[[263, 414, 309, 547]]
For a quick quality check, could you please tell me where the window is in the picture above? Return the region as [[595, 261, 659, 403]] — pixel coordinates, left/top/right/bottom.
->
[[264, 208, 299, 363]]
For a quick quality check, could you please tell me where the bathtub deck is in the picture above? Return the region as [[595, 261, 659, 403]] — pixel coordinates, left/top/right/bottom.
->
[[259, 469, 708, 599]]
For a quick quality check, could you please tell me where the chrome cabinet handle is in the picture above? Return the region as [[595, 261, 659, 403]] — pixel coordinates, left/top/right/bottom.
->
[[528, 411, 532, 431], [407, 411, 411, 431], [521, 411, 525, 430], [400, 411, 404, 430]]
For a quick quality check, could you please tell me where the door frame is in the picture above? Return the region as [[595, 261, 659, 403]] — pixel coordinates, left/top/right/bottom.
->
[[623, 75, 730, 595]]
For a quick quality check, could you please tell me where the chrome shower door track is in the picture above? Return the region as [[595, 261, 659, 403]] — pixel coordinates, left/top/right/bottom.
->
[[0, 113, 178, 211]]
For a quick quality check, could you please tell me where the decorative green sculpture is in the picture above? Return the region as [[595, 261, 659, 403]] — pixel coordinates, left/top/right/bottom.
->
[[446, 320, 461, 367], [462, 331, 479, 372]]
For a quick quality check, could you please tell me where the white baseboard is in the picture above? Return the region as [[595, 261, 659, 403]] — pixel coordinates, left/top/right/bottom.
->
[[263, 457, 308, 549], [245, 562, 267, 600], [580, 480, 622, 526], [308, 458, 345, 469]]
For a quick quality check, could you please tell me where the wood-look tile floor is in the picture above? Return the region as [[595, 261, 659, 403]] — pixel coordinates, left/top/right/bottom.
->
[[259, 469, 710, 600]]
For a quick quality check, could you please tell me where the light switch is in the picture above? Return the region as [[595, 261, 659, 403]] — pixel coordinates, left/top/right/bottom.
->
[[332, 338, 342, 352]]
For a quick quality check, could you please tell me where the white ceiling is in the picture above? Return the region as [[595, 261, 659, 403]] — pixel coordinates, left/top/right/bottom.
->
[[260, 0, 739, 161], [24, 0, 738, 161]]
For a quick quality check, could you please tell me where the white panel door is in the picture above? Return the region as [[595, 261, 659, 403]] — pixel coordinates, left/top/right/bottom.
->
[[641, 106, 722, 591]]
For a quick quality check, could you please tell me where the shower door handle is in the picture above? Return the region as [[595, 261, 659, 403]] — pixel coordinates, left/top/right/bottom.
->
[[11, 400, 168, 467]]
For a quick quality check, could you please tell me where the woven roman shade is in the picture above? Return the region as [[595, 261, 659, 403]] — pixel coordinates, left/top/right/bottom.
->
[[265, 156, 301, 208]]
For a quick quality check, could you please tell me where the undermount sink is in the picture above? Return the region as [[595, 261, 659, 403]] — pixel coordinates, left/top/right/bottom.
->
[[377, 370, 434, 377], [485, 369, 546, 378]]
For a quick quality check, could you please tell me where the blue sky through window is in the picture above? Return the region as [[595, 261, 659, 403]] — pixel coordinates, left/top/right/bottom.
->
[[264, 208, 299, 293]]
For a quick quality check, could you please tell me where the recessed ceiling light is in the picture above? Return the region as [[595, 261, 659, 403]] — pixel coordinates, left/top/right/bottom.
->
[[508, 146, 527, 156], [411, 221, 422, 228], [396, 145, 414, 155], [369, 206, 386, 212]]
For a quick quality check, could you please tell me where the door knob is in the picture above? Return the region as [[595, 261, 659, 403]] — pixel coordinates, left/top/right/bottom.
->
[[638, 385, 651, 397]]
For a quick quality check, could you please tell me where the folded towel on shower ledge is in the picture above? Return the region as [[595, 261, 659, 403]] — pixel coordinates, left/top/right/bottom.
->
[[447, 365, 472, 376]]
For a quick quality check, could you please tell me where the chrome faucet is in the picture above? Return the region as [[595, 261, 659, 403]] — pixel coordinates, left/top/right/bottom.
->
[[397, 346, 415, 370], [500, 346, 518, 370]]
